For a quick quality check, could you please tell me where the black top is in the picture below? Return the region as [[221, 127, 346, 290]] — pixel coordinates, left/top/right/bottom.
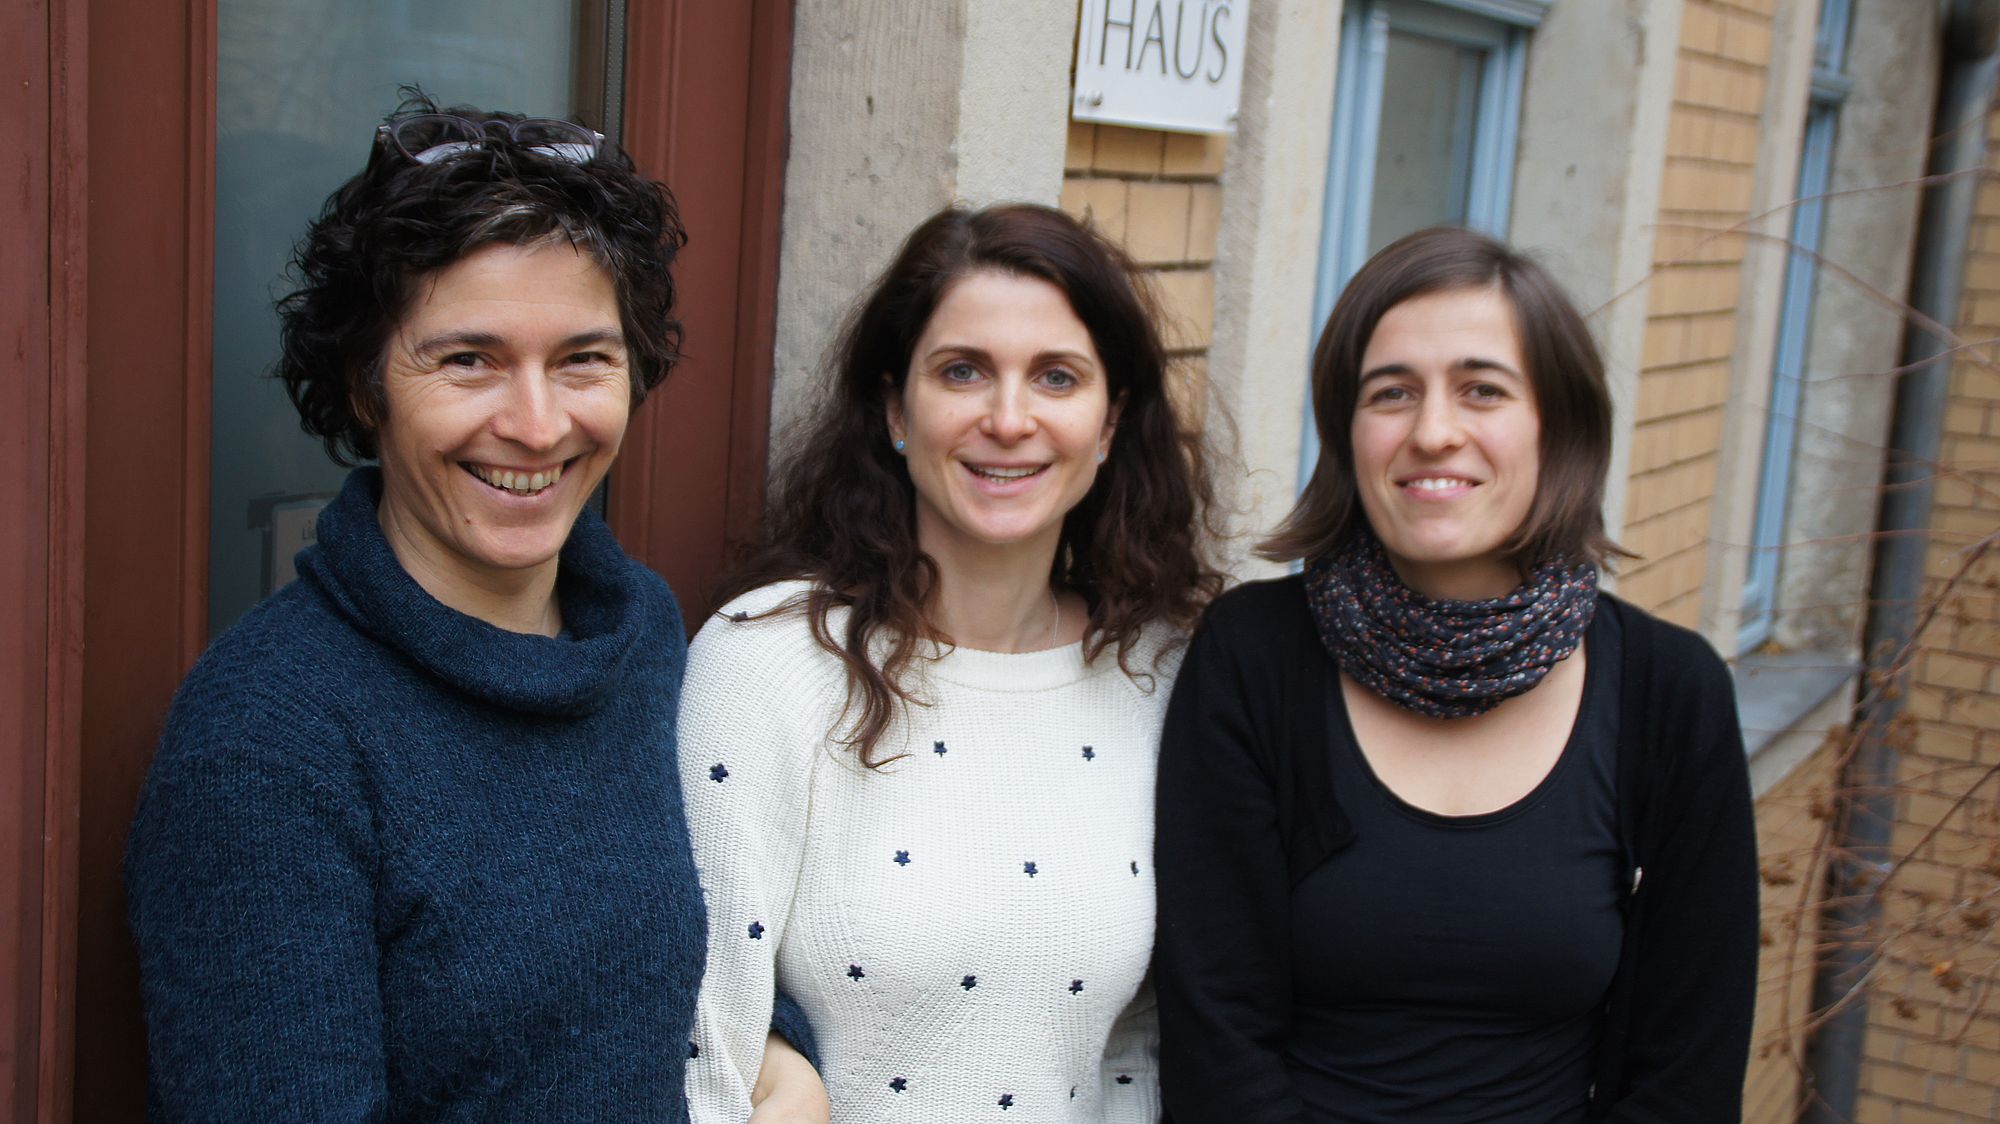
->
[[1290, 607, 1622, 1121], [1155, 576, 1758, 1124]]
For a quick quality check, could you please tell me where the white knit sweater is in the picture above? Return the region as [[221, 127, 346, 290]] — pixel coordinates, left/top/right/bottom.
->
[[681, 581, 1177, 1124]]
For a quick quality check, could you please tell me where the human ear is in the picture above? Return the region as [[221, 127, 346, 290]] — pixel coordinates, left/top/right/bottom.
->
[[882, 375, 906, 447], [349, 354, 387, 434], [1098, 391, 1126, 461]]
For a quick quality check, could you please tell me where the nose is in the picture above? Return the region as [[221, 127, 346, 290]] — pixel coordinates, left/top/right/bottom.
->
[[979, 378, 1037, 444], [491, 369, 571, 452], [1410, 394, 1466, 454]]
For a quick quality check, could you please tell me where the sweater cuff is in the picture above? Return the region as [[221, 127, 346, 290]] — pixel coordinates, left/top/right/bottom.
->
[[769, 990, 819, 1068]]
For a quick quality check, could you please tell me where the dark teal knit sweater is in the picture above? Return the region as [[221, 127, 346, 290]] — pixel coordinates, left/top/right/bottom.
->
[[126, 468, 806, 1121]]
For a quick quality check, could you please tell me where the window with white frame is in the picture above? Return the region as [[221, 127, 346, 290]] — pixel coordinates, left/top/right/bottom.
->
[[1301, 0, 1549, 482], [1739, 0, 1852, 653]]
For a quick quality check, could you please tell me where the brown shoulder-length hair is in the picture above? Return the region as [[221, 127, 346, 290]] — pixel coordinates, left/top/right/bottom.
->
[[722, 203, 1223, 766], [1260, 225, 1626, 569]]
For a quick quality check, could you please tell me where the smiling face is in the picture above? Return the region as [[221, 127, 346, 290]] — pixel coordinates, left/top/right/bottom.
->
[[885, 270, 1119, 570], [372, 240, 631, 610], [1350, 285, 1541, 600]]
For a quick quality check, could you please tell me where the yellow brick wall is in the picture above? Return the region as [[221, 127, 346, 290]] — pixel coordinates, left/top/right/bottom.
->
[[1747, 739, 1843, 1123], [1059, 122, 1224, 420], [1847, 107, 2000, 1124], [1054, 12, 2000, 1124], [1619, 0, 1779, 627]]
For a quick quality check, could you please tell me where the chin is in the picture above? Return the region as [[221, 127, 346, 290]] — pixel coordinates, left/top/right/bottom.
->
[[949, 507, 1055, 545], [466, 532, 570, 575], [973, 519, 1062, 547]]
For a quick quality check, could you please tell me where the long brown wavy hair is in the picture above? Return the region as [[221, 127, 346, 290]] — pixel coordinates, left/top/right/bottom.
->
[[720, 203, 1224, 766]]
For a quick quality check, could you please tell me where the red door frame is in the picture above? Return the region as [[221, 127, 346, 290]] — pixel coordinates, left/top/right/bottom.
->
[[611, 0, 792, 614], [5, 1, 88, 1119], [6, 1, 793, 1117], [69, 0, 217, 1116]]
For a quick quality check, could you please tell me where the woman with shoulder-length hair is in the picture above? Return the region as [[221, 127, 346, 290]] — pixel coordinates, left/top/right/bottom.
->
[[124, 94, 821, 1121], [680, 202, 1222, 1121], [1155, 226, 1758, 1122]]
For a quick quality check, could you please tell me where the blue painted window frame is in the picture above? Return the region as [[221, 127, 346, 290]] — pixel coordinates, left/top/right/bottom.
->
[[1299, 0, 1547, 490], [1739, 0, 1852, 653]]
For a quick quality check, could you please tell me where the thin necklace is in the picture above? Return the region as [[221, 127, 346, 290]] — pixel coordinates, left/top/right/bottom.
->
[[1047, 586, 1062, 649]]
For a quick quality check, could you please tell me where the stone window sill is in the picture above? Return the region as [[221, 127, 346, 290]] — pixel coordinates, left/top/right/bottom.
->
[[1733, 652, 1859, 798]]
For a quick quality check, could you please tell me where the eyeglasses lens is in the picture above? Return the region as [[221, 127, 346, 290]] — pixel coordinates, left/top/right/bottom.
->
[[393, 115, 487, 164], [383, 115, 599, 166], [512, 120, 600, 163]]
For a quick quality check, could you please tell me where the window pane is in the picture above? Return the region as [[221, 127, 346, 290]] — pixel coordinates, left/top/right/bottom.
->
[[210, 0, 605, 636], [1367, 30, 1482, 254], [1739, 103, 1839, 651]]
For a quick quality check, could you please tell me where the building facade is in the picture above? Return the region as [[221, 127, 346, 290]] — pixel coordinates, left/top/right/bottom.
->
[[7, 0, 1996, 1119]]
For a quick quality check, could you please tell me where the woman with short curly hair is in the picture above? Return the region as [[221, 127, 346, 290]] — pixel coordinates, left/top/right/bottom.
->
[[680, 203, 1222, 1121], [125, 95, 823, 1122]]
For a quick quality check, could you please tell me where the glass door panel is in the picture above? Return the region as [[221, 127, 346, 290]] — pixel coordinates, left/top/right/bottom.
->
[[209, 0, 615, 636]]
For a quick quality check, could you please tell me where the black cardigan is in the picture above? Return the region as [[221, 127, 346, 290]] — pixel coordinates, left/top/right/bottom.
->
[[1155, 576, 1758, 1122]]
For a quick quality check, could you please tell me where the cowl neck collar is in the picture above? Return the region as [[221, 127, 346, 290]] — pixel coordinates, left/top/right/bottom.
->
[[298, 467, 646, 718]]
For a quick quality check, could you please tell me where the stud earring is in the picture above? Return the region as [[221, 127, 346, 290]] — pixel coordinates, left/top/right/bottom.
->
[[894, 438, 906, 453], [1096, 449, 1105, 464]]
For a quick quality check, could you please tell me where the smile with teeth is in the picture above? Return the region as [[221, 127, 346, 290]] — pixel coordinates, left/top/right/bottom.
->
[[466, 461, 566, 496], [967, 463, 1047, 482], [1403, 476, 1477, 492]]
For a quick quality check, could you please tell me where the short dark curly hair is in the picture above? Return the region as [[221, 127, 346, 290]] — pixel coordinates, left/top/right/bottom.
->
[[276, 92, 687, 465]]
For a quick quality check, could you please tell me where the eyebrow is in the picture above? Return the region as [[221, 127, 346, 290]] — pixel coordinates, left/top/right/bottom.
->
[[920, 344, 1099, 369], [1358, 356, 1524, 383], [409, 327, 627, 357]]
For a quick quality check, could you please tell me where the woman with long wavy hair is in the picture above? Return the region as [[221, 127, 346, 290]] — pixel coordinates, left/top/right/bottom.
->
[[679, 202, 1221, 1122]]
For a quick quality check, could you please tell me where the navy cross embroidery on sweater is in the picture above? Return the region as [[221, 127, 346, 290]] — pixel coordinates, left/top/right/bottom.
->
[[747, 921, 764, 940], [1069, 979, 1084, 994], [1081, 745, 1095, 760], [889, 1077, 908, 1093], [847, 964, 866, 981], [998, 1093, 1015, 1109], [895, 850, 910, 866], [708, 763, 728, 782], [1023, 861, 1037, 877]]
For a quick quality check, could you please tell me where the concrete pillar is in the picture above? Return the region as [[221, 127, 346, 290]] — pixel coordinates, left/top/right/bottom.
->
[[1508, 0, 1685, 594], [768, 0, 1077, 441], [1776, 6, 1941, 652], [1205, 0, 1343, 576]]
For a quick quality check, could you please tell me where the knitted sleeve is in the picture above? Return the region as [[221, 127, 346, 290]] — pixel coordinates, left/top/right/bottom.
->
[[680, 594, 831, 1123], [125, 691, 388, 1120]]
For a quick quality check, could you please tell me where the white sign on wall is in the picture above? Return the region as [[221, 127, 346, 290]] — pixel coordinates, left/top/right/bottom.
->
[[1072, 0, 1248, 135]]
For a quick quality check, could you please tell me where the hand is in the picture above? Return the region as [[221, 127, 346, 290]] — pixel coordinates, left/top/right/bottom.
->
[[747, 1031, 829, 1124]]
